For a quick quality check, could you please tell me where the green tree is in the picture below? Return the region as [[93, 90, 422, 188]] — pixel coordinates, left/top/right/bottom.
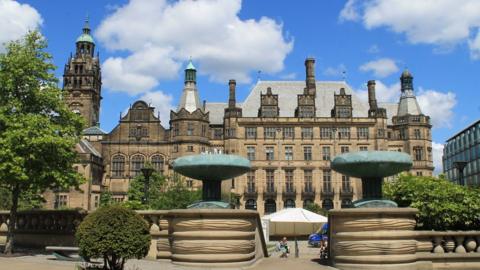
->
[[99, 190, 114, 206], [384, 174, 480, 230], [0, 186, 45, 210], [76, 205, 151, 270], [127, 173, 201, 210], [304, 202, 328, 216], [0, 31, 84, 254]]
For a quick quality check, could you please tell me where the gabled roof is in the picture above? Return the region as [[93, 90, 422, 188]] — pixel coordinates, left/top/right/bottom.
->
[[77, 139, 101, 157]]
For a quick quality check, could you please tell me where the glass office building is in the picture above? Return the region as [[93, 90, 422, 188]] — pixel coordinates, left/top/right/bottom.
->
[[443, 120, 480, 186]]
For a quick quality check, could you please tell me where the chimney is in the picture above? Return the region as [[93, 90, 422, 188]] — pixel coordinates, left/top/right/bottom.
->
[[367, 80, 377, 109], [305, 58, 316, 96], [228, 79, 236, 108]]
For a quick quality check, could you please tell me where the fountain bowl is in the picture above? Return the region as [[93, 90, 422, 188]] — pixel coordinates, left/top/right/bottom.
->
[[172, 154, 251, 181], [331, 151, 413, 178]]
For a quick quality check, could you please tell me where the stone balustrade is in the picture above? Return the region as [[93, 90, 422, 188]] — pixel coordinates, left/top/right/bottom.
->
[[0, 209, 268, 267]]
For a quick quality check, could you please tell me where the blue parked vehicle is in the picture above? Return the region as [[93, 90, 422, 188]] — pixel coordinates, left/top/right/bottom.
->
[[308, 223, 328, 247]]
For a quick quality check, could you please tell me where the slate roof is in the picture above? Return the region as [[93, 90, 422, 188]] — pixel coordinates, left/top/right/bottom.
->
[[205, 80, 399, 125], [397, 90, 422, 116], [77, 139, 101, 157], [83, 126, 107, 135]]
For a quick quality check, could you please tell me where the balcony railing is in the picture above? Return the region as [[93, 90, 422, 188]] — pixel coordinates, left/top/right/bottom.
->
[[301, 187, 315, 199], [282, 186, 296, 198], [340, 187, 354, 197], [263, 185, 276, 198], [244, 185, 258, 198], [321, 188, 335, 198]]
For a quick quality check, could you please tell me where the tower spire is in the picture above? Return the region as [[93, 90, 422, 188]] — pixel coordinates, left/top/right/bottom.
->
[[83, 15, 91, 35]]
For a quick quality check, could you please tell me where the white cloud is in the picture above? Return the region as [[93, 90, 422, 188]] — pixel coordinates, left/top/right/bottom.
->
[[354, 80, 400, 103], [432, 142, 444, 175], [96, 0, 293, 95], [359, 58, 399, 78], [279, 72, 297, 80], [468, 30, 480, 59], [323, 64, 347, 78], [138, 90, 175, 126], [339, 0, 480, 59], [417, 89, 457, 129], [367, 44, 380, 54], [0, 0, 43, 51]]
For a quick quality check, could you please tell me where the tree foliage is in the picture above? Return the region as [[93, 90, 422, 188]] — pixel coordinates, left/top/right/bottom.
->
[[384, 174, 480, 230], [76, 205, 151, 270], [0, 31, 84, 253], [126, 173, 201, 210], [0, 186, 45, 210], [304, 202, 328, 216]]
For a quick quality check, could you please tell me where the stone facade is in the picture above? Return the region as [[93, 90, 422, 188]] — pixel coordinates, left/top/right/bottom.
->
[[50, 22, 433, 214]]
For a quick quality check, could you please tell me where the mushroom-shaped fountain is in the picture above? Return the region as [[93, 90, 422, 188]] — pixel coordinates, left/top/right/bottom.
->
[[172, 153, 251, 208], [331, 151, 412, 208]]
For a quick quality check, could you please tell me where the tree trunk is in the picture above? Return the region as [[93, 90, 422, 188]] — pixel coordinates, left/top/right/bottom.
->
[[4, 184, 20, 254]]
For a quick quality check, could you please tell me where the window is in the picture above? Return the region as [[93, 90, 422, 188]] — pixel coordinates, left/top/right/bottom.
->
[[173, 144, 179, 152], [358, 127, 369, 139], [322, 147, 331, 161], [247, 146, 256, 161], [111, 155, 125, 177], [187, 123, 194, 136], [213, 128, 223, 139], [187, 145, 194, 152], [338, 127, 351, 139], [359, 146, 368, 151], [186, 179, 193, 188], [322, 199, 334, 210], [414, 129, 421, 139], [54, 194, 68, 209], [202, 125, 207, 137], [341, 199, 352, 208], [337, 107, 351, 118], [399, 129, 407, 139], [302, 127, 313, 139], [245, 199, 257, 210], [264, 127, 276, 139], [285, 146, 293, 160], [266, 146, 275, 160], [323, 170, 332, 191], [173, 123, 179, 136], [304, 146, 312, 161], [285, 170, 294, 192], [151, 155, 164, 173], [225, 128, 236, 138], [266, 170, 275, 192], [129, 126, 148, 138], [416, 171, 423, 176], [131, 155, 145, 176], [245, 127, 257, 139], [94, 195, 99, 208], [265, 199, 276, 214], [113, 197, 124, 203], [247, 171, 255, 192], [320, 127, 332, 139], [341, 146, 349, 153], [341, 175, 351, 191], [284, 199, 295, 208], [304, 170, 313, 192], [303, 199, 313, 208], [414, 147, 424, 161], [283, 127, 294, 139]]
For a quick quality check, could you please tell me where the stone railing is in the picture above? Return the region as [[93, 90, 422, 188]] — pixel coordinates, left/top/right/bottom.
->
[[329, 208, 480, 270], [0, 209, 268, 267]]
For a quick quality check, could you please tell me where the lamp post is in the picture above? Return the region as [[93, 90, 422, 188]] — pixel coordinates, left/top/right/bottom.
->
[[141, 167, 154, 205], [453, 161, 468, 186]]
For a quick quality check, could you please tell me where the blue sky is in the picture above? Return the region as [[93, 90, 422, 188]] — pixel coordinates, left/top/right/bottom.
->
[[2, 0, 480, 172]]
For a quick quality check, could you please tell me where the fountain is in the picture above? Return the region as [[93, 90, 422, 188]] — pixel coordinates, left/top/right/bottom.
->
[[331, 151, 412, 207], [172, 152, 251, 208]]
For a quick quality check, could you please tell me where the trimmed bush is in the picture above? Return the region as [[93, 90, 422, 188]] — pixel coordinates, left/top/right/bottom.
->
[[76, 205, 151, 270]]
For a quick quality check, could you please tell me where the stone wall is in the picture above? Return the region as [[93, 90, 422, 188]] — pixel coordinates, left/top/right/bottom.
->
[[0, 209, 267, 267], [329, 208, 480, 270]]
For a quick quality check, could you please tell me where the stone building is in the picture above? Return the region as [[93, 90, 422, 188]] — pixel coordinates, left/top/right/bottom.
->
[[47, 22, 434, 214]]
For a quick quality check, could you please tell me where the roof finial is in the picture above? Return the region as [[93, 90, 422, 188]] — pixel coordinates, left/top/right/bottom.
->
[[83, 14, 91, 34], [342, 70, 347, 81]]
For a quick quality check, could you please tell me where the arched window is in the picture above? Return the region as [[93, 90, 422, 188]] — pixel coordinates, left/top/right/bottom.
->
[[131, 155, 145, 176], [284, 199, 295, 208], [245, 199, 257, 210], [265, 199, 276, 214], [341, 199, 352, 208], [303, 199, 313, 208], [151, 155, 164, 174], [322, 199, 334, 210], [111, 155, 125, 177]]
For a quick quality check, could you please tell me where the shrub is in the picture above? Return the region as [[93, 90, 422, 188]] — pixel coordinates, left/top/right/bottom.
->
[[384, 174, 480, 231], [76, 205, 151, 270]]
